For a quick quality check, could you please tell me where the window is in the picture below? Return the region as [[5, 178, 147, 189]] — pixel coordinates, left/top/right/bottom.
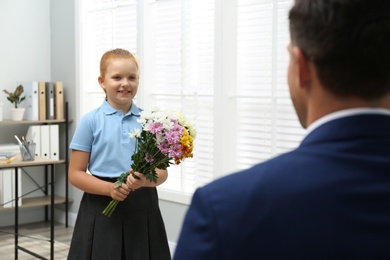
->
[[235, 0, 304, 172], [78, 0, 305, 205], [79, 0, 138, 114]]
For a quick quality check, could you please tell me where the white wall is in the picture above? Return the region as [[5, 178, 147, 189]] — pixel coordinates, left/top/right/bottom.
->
[[0, 0, 51, 226], [49, 0, 79, 222], [0, 0, 51, 120]]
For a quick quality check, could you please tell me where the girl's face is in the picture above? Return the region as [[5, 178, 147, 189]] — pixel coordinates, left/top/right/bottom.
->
[[98, 58, 139, 113]]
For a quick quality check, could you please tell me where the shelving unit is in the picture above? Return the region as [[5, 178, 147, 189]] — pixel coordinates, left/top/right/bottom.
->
[[0, 102, 71, 260]]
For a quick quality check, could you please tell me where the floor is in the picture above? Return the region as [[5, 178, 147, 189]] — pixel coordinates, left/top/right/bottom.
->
[[0, 221, 73, 259]]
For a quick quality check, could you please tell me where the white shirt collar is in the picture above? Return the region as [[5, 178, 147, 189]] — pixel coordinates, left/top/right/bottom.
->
[[306, 108, 390, 136]]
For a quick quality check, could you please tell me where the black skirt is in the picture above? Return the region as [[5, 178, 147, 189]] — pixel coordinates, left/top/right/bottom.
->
[[67, 176, 171, 260]]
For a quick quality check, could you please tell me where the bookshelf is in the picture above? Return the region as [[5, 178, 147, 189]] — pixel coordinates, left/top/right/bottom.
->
[[0, 102, 71, 260]]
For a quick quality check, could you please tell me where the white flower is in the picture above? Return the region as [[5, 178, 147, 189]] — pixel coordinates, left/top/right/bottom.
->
[[140, 111, 152, 122], [176, 111, 196, 138], [155, 133, 164, 145], [129, 128, 141, 138], [187, 124, 196, 138], [150, 106, 160, 113], [137, 117, 147, 125]]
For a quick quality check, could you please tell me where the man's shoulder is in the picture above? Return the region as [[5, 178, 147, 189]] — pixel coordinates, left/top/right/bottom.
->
[[212, 150, 302, 181], [199, 150, 304, 197]]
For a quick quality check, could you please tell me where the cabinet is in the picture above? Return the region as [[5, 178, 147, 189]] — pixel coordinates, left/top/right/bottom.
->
[[0, 102, 70, 260]]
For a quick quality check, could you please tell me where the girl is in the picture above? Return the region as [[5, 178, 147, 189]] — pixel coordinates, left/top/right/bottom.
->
[[67, 48, 171, 260]]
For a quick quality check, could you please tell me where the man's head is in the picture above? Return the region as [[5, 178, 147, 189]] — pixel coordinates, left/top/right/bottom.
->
[[288, 0, 390, 100]]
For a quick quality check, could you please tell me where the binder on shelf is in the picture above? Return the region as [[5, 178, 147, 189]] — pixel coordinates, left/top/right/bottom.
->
[[40, 125, 50, 159], [19, 81, 39, 121], [45, 82, 55, 120], [54, 81, 64, 120], [38, 82, 46, 120], [26, 125, 41, 157], [49, 124, 59, 160]]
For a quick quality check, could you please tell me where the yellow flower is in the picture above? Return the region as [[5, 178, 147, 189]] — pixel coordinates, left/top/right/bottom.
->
[[180, 129, 194, 158]]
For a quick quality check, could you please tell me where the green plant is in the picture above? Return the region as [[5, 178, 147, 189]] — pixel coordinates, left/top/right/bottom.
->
[[3, 85, 26, 108]]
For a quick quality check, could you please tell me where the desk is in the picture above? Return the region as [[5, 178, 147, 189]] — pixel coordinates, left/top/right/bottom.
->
[[0, 156, 65, 260]]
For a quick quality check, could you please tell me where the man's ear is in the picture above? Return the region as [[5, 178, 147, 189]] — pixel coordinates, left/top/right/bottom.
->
[[293, 47, 312, 88]]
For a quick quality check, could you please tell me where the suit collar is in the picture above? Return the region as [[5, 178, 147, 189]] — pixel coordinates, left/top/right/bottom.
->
[[301, 113, 390, 147], [306, 108, 390, 135]]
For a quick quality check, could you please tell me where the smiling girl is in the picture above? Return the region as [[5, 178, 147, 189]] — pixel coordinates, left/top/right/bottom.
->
[[67, 48, 171, 260]]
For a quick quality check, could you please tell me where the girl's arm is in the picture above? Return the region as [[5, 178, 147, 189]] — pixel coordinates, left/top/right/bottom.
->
[[68, 149, 131, 201]]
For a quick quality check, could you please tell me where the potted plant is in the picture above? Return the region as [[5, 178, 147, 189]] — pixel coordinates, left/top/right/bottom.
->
[[3, 84, 26, 121]]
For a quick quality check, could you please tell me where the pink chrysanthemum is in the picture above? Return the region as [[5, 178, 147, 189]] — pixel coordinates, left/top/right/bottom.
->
[[165, 130, 181, 145], [158, 141, 170, 155], [149, 122, 164, 134], [145, 153, 154, 164], [168, 143, 183, 158]]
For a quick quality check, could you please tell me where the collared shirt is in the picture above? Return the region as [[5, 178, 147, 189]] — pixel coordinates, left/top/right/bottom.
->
[[306, 107, 390, 136], [70, 100, 142, 177]]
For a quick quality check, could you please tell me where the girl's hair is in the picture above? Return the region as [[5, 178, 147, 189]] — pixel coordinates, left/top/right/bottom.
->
[[100, 48, 139, 77]]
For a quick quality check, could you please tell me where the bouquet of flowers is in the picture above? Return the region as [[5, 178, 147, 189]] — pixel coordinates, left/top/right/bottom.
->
[[102, 107, 196, 217]]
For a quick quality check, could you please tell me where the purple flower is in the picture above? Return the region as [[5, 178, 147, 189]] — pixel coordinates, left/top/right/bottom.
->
[[171, 120, 184, 132], [149, 122, 164, 134], [145, 153, 154, 164], [168, 143, 183, 158], [158, 142, 170, 155], [165, 130, 181, 144]]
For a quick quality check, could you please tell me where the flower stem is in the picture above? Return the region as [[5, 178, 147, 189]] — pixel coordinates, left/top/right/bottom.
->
[[102, 199, 119, 217]]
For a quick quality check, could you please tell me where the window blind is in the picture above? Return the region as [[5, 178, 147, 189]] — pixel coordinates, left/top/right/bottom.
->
[[79, 0, 307, 204], [235, 0, 304, 171], [80, 0, 138, 114], [151, 0, 215, 196]]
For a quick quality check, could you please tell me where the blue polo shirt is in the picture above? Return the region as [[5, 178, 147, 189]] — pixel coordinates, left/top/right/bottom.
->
[[70, 100, 142, 178]]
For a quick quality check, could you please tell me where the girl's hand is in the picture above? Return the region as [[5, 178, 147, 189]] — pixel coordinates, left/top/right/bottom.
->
[[110, 182, 131, 201], [126, 171, 146, 191]]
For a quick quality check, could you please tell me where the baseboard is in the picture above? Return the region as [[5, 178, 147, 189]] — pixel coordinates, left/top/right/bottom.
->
[[0, 208, 44, 227]]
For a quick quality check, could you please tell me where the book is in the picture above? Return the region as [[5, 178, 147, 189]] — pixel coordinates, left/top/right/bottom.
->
[[0, 151, 16, 159], [54, 81, 64, 120], [0, 150, 16, 164], [38, 82, 46, 120], [0, 143, 20, 154], [18, 81, 39, 121], [49, 124, 59, 160], [45, 82, 55, 120], [0, 156, 16, 164], [40, 125, 50, 159]]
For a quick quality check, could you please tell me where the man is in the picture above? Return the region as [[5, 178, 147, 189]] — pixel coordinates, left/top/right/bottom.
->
[[174, 0, 390, 259]]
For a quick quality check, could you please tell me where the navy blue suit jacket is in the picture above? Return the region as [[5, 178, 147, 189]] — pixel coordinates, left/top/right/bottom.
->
[[174, 114, 390, 259]]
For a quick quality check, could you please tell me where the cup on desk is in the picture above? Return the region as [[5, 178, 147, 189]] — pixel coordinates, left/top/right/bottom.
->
[[20, 142, 36, 161]]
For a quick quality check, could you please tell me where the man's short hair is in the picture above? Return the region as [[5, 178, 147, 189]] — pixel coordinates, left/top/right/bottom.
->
[[289, 0, 390, 99]]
